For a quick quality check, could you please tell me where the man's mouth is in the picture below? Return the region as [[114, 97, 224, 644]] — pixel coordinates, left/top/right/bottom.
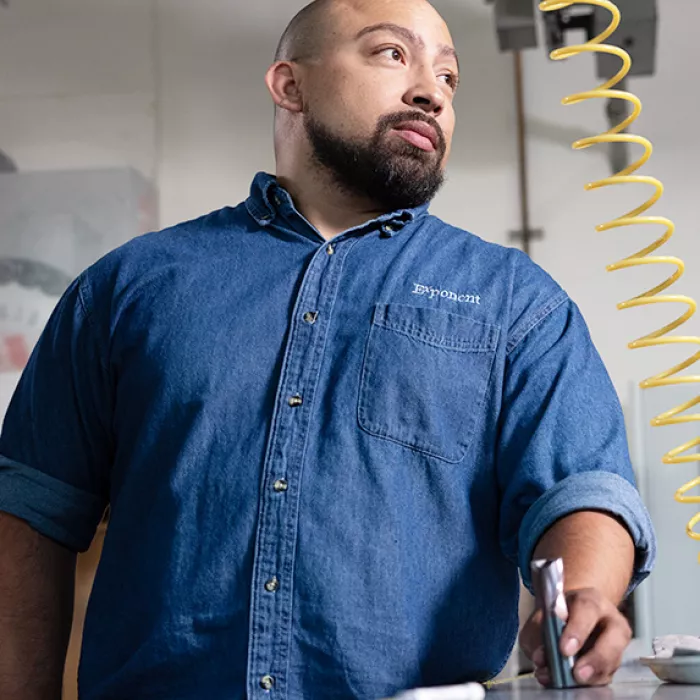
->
[[392, 121, 439, 152]]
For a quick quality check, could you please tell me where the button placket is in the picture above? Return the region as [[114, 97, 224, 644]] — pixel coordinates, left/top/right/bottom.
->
[[247, 239, 352, 698]]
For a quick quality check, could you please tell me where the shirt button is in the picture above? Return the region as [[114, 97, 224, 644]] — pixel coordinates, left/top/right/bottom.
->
[[288, 394, 303, 407], [260, 675, 275, 691], [383, 224, 394, 233], [327, 244, 335, 255], [265, 576, 280, 592], [273, 479, 288, 493], [303, 311, 319, 325]]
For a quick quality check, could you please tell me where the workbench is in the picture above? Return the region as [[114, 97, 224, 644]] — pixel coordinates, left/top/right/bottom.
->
[[487, 666, 698, 700]]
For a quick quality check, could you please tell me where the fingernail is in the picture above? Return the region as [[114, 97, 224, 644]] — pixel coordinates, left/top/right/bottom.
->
[[563, 637, 580, 657], [576, 665, 594, 683], [532, 646, 546, 667]]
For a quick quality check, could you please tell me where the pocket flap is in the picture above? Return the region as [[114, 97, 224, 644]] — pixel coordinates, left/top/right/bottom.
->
[[372, 303, 499, 352]]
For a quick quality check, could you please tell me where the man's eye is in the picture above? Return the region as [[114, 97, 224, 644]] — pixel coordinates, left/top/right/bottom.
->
[[440, 73, 459, 90], [379, 47, 404, 62]]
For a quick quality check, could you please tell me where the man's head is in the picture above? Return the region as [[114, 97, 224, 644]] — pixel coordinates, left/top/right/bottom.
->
[[266, 0, 459, 212]]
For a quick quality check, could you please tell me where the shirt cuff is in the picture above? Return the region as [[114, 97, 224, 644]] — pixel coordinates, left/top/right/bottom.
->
[[0, 455, 106, 552], [518, 471, 657, 597]]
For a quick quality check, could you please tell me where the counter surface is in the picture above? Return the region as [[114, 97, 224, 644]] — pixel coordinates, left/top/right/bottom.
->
[[487, 666, 697, 700]]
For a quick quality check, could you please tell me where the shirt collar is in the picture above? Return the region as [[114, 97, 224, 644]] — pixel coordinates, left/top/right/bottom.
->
[[245, 172, 430, 238]]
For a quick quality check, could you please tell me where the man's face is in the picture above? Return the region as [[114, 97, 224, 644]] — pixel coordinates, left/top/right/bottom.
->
[[299, 0, 459, 210]]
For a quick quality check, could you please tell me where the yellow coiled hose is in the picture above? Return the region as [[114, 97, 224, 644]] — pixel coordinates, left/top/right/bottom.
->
[[538, 0, 700, 559]]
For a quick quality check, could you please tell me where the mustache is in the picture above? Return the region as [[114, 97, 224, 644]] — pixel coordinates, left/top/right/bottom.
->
[[376, 110, 447, 152]]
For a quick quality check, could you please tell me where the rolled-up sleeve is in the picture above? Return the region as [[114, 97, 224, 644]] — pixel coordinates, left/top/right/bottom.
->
[[496, 294, 656, 595], [0, 273, 112, 551]]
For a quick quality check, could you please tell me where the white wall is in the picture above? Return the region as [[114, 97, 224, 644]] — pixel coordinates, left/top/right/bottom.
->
[[0, 0, 157, 176]]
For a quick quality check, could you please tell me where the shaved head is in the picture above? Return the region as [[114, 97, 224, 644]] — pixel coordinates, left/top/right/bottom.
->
[[274, 0, 335, 62], [275, 0, 440, 62]]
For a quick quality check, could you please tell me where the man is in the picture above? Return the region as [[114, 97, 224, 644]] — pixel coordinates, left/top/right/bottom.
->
[[0, 0, 656, 698]]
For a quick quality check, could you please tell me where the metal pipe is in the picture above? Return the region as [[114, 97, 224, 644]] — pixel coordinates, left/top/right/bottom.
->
[[510, 50, 543, 257], [514, 50, 531, 256]]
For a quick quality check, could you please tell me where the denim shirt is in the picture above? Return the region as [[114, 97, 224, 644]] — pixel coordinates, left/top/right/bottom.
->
[[0, 172, 655, 700]]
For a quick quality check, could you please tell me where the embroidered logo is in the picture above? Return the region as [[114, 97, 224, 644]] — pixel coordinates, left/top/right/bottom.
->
[[412, 283, 481, 305]]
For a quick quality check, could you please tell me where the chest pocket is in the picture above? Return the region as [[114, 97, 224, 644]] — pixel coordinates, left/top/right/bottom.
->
[[358, 303, 499, 463]]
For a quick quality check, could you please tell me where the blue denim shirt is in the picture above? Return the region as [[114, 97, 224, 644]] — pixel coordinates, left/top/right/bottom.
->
[[0, 172, 655, 700]]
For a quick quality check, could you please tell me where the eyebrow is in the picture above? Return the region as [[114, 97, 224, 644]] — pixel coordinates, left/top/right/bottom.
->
[[355, 22, 460, 73]]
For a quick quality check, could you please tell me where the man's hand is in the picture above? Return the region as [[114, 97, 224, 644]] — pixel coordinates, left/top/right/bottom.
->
[[522, 510, 637, 686], [519, 587, 632, 687]]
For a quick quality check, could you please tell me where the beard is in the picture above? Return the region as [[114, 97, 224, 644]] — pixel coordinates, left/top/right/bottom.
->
[[304, 110, 447, 211]]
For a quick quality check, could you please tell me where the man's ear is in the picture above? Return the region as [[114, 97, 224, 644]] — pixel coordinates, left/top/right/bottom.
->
[[265, 62, 304, 113]]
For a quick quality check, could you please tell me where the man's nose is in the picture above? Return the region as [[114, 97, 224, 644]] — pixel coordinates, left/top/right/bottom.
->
[[403, 72, 446, 116]]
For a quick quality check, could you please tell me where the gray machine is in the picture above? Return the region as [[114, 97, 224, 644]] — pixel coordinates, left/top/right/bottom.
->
[[485, 0, 658, 172], [485, 0, 657, 77]]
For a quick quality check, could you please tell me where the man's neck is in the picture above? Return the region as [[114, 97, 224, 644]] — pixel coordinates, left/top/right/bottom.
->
[[275, 171, 387, 242]]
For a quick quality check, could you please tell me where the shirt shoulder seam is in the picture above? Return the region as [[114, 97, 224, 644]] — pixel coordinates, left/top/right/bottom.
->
[[507, 290, 569, 355]]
